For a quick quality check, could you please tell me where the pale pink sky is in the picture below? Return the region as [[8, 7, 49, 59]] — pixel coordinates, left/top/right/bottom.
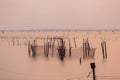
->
[[0, 0, 120, 30]]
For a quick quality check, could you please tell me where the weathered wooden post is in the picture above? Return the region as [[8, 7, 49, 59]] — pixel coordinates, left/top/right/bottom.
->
[[80, 58, 82, 64], [69, 47, 71, 57], [45, 37, 49, 57], [85, 42, 87, 58], [28, 40, 31, 56], [31, 44, 36, 57], [101, 42, 104, 59], [58, 38, 66, 61], [73, 37, 77, 48], [101, 41, 107, 59], [69, 39, 72, 57], [83, 38, 85, 59], [86, 38, 90, 57], [104, 41, 107, 58], [90, 63, 96, 80], [91, 48, 96, 59], [46, 42, 50, 57], [49, 37, 52, 48]]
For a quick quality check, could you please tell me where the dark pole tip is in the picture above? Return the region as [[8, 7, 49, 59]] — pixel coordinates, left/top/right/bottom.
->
[[90, 62, 96, 69]]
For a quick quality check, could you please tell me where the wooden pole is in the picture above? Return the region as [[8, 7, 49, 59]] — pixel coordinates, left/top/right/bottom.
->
[[85, 43, 87, 58], [83, 38, 85, 59], [69, 39, 72, 57], [46, 42, 49, 57], [73, 37, 76, 48], [101, 42, 105, 59], [28, 40, 31, 56], [69, 47, 71, 57], [44, 39, 46, 55], [104, 41, 107, 58], [86, 38, 90, 57], [52, 38, 55, 56], [45, 38, 49, 57], [90, 63, 96, 80], [80, 58, 81, 64], [101, 41, 107, 59]]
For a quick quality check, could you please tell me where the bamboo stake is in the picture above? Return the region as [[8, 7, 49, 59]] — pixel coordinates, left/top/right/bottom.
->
[[73, 37, 76, 48]]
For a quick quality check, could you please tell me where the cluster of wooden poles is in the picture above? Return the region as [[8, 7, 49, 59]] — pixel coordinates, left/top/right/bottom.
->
[[57, 38, 66, 60], [28, 37, 107, 61], [28, 37, 67, 61], [83, 38, 107, 60], [28, 40, 37, 56], [83, 38, 96, 59], [44, 37, 66, 60]]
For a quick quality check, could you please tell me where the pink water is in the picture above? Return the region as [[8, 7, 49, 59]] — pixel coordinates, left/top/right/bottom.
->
[[0, 31, 120, 80]]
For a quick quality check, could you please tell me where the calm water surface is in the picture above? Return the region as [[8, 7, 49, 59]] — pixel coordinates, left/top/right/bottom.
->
[[0, 31, 120, 80]]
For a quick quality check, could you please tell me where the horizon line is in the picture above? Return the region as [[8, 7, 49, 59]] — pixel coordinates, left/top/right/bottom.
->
[[0, 29, 120, 32]]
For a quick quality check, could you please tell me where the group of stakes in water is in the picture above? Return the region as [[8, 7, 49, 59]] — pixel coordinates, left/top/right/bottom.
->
[[28, 37, 66, 61], [28, 37, 107, 61]]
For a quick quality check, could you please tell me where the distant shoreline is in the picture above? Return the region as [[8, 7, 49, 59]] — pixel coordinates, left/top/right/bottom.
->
[[0, 29, 120, 32]]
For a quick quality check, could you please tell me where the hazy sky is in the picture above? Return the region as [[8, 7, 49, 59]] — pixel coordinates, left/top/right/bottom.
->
[[0, 0, 120, 30]]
